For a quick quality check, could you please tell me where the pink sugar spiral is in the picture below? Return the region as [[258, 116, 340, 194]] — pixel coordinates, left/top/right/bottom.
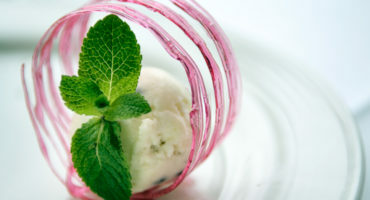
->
[[21, 0, 241, 199]]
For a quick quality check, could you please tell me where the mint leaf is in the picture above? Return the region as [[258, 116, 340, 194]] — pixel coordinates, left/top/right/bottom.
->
[[59, 75, 104, 116], [104, 92, 151, 121], [71, 118, 132, 200], [78, 14, 142, 102]]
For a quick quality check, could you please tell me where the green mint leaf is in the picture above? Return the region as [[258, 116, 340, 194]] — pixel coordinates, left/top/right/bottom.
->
[[62, 14, 152, 200], [59, 75, 104, 116], [71, 118, 132, 200], [78, 14, 142, 102], [104, 92, 151, 121]]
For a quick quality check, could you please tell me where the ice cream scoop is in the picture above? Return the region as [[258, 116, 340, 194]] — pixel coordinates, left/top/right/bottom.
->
[[69, 67, 192, 193]]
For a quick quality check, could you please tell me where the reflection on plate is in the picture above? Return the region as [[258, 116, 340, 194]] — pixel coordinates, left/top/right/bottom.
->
[[159, 38, 365, 200]]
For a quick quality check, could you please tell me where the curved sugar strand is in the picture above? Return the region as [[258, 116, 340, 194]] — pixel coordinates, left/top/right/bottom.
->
[[22, 0, 241, 199]]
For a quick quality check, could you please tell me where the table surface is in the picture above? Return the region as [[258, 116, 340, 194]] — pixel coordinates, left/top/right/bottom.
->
[[0, 0, 369, 199]]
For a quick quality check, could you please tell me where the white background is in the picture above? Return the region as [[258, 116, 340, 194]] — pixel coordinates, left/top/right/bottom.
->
[[0, 0, 369, 199]]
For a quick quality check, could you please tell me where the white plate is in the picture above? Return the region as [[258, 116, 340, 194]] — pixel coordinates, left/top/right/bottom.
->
[[0, 36, 364, 200], [159, 37, 365, 200]]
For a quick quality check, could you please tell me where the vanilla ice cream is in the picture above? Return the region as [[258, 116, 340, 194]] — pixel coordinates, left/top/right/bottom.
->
[[69, 67, 192, 193]]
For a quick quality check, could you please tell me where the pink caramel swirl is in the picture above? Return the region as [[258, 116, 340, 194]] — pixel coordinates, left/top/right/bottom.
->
[[21, 0, 241, 199]]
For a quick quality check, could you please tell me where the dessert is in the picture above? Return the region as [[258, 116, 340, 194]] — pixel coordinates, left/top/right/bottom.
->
[[22, 0, 241, 199]]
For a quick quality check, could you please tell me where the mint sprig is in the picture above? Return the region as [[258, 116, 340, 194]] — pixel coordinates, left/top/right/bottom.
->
[[59, 14, 151, 200]]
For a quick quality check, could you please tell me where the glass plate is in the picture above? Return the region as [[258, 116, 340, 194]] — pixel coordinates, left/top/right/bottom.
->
[[159, 37, 365, 200], [5, 36, 363, 200]]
